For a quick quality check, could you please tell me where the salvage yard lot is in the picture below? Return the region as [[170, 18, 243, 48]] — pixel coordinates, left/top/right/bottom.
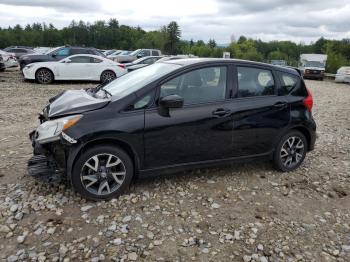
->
[[0, 68, 350, 261]]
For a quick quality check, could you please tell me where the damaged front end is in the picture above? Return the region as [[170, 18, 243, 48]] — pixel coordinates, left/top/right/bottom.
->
[[27, 114, 82, 183], [27, 89, 110, 182]]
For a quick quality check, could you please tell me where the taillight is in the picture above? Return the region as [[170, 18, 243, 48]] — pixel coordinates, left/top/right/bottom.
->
[[118, 64, 125, 69], [303, 88, 313, 112]]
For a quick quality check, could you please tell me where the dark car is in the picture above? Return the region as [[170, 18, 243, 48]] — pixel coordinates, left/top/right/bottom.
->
[[19, 46, 105, 70], [3, 46, 35, 59], [27, 58, 316, 200]]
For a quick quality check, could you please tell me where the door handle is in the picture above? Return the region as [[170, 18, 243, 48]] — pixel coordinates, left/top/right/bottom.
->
[[273, 102, 288, 108], [212, 108, 231, 117]]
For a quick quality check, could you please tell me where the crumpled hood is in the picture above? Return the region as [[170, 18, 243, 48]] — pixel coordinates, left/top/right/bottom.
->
[[47, 89, 110, 118]]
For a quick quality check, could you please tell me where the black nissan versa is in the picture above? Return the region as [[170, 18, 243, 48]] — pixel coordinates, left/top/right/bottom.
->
[[28, 58, 316, 200]]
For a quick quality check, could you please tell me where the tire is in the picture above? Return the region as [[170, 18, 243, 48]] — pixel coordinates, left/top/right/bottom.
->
[[273, 130, 307, 172], [100, 70, 116, 83], [71, 145, 134, 200], [35, 68, 54, 84], [0, 68, 5, 72]]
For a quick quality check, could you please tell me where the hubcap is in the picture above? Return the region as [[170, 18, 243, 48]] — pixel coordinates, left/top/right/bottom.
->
[[80, 153, 126, 196], [280, 136, 304, 168], [37, 70, 51, 83]]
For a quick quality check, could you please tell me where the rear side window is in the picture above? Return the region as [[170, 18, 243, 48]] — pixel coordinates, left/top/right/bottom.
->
[[152, 51, 159, 56], [70, 56, 91, 63], [278, 72, 299, 95], [141, 50, 151, 56], [91, 57, 102, 63], [237, 67, 275, 97], [71, 48, 90, 55]]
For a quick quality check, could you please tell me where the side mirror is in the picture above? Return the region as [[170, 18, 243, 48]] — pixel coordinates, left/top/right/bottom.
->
[[159, 94, 184, 109]]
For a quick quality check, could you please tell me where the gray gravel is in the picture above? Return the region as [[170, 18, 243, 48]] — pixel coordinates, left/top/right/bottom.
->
[[0, 68, 350, 261]]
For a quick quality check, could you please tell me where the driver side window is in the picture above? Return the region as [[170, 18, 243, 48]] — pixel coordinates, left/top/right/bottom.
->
[[160, 66, 227, 105]]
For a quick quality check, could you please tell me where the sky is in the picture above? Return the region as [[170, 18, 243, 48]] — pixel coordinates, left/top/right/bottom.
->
[[0, 0, 349, 44]]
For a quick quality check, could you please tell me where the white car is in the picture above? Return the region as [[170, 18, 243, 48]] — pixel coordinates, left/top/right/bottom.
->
[[335, 66, 350, 84], [0, 49, 18, 68], [23, 54, 127, 84]]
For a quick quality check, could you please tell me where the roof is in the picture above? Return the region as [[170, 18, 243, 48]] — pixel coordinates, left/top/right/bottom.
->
[[163, 58, 300, 75]]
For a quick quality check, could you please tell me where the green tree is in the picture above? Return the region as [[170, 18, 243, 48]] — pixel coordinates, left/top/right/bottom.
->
[[165, 21, 181, 54]]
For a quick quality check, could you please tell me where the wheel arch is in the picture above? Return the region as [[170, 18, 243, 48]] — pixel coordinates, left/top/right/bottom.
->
[[67, 137, 140, 182], [35, 67, 55, 81], [100, 69, 116, 78], [290, 126, 312, 151]]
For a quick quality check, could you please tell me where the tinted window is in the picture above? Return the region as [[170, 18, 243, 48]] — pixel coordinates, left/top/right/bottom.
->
[[143, 58, 157, 65], [278, 72, 299, 95], [152, 51, 159, 56], [141, 50, 151, 56], [91, 57, 103, 63], [70, 56, 91, 63], [71, 48, 90, 55], [126, 93, 153, 111], [237, 67, 275, 97], [56, 48, 70, 56], [160, 66, 227, 105]]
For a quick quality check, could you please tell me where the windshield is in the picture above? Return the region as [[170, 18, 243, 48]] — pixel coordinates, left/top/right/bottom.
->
[[129, 49, 141, 56], [305, 61, 324, 68], [102, 63, 181, 98], [132, 57, 147, 64], [46, 46, 62, 55]]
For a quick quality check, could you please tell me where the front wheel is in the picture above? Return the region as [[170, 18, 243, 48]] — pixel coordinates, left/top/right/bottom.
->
[[273, 131, 307, 172], [100, 70, 116, 83], [71, 145, 134, 200], [36, 68, 54, 84]]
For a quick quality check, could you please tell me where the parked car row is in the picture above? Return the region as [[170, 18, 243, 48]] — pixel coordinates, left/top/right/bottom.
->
[[0, 44, 196, 83]]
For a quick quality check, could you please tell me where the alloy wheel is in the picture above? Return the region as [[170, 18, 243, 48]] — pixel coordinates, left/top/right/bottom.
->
[[280, 136, 305, 168], [37, 69, 52, 84], [80, 153, 126, 196], [101, 71, 116, 82]]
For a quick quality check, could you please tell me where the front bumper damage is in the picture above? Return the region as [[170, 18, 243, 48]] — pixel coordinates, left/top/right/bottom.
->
[[27, 130, 76, 182]]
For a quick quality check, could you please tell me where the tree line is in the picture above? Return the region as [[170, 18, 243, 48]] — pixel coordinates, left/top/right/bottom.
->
[[0, 19, 349, 73]]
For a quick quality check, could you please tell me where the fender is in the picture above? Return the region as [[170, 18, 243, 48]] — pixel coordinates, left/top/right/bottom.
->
[[66, 131, 142, 182]]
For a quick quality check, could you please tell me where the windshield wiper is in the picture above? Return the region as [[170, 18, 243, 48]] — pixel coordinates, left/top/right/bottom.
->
[[100, 88, 112, 98]]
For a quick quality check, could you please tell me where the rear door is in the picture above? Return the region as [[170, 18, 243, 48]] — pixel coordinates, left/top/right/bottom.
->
[[231, 65, 290, 157]]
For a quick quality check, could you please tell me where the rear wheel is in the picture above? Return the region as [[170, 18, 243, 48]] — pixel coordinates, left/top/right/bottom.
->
[[36, 68, 54, 84], [71, 145, 133, 200], [273, 131, 307, 172], [100, 70, 116, 83]]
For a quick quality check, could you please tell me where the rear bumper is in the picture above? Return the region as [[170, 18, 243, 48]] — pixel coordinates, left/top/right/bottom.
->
[[304, 71, 324, 79]]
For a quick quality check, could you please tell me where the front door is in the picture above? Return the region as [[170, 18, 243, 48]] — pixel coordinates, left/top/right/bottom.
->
[[143, 65, 235, 170], [58, 56, 93, 80]]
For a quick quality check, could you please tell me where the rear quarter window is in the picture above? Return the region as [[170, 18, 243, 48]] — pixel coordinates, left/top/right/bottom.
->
[[277, 72, 299, 96]]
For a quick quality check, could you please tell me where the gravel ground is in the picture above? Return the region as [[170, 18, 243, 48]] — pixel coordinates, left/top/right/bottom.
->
[[0, 67, 350, 262]]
